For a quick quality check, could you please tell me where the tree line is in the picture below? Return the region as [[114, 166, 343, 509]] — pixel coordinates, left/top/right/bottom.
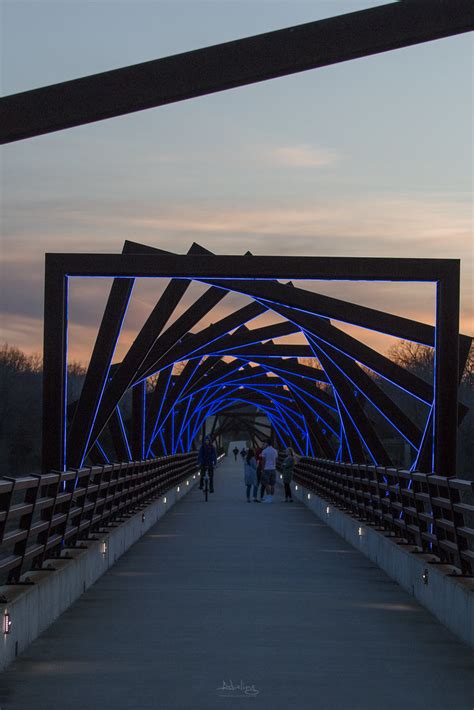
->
[[1, 341, 472, 478], [0, 345, 86, 476]]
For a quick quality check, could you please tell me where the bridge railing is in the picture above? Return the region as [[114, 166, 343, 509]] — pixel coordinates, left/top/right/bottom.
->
[[292, 458, 474, 576], [0, 452, 198, 585]]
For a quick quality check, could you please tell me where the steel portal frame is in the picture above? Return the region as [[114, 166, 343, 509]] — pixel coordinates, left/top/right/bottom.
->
[[42, 246, 468, 477], [3, 0, 469, 475]]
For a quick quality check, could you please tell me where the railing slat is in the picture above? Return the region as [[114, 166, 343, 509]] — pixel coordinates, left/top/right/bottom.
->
[[0, 452, 199, 583], [290, 456, 473, 575]]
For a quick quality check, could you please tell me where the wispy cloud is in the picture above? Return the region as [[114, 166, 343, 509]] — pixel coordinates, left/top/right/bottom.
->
[[3, 196, 469, 254], [266, 143, 341, 168], [1, 190, 472, 361], [0, 313, 43, 356], [116, 193, 471, 257]]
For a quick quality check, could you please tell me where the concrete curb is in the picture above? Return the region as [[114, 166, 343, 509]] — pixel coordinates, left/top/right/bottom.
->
[[0, 472, 200, 671], [280, 478, 474, 648]]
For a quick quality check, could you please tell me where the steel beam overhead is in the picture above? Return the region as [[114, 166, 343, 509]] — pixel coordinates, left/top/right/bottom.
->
[[44, 253, 460, 282], [1, 0, 472, 143]]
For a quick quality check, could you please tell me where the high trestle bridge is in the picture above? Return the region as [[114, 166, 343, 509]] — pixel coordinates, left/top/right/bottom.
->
[[0, 2, 473, 707]]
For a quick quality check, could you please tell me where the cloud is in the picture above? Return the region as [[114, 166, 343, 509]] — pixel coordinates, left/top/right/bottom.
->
[[1, 190, 472, 361], [3, 191, 470, 254], [0, 313, 43, 356], [103, 193, 469, 249], [266, 144, 341, 168]]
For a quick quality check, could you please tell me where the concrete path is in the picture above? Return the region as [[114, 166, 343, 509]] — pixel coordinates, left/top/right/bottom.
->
[[1, 456, 473, 710]]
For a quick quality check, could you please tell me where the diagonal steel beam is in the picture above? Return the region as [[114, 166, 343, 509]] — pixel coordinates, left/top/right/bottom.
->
[[67, 242, 135, 469], [310, 333, 423, 448], [2, 0, 472, 143], [136, 301, 266, 380], [181, 356, 338, 453], [199, 343, 313, 360], [272, 303, 435, 403], [86, 276, 190, 458], [308, 334, 392, 465], [109, 406, 132, 462], [186, 320, 300, 361], [134, 285, 228, 381], [201, 278, 436, 344]]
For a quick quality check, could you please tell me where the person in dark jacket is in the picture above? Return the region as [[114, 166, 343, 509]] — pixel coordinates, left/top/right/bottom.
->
[[198, 436, 217, 493], [232, 446, 239, 461], [255, 445, 265, 500], [282, 446, 295, 502], [244, 448, 259, 502]]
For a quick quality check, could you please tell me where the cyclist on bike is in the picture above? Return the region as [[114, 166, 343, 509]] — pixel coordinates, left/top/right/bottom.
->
[[198, 436, 217, 493]]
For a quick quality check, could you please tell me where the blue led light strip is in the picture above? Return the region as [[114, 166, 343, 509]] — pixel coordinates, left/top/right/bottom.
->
[[308, 332, 422, 450], [116, 403, 133, 461]]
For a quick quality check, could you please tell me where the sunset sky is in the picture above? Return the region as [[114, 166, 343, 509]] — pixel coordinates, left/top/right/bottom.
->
[[1, 0, 472, 366]]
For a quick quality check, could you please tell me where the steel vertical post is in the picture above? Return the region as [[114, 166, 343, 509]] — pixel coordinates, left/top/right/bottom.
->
[[434, 263, 460, 474], [42, 257, 68, 472]]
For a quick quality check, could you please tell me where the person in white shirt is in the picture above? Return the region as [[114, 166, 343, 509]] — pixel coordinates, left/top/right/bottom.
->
[[260, 440, 278, 503]]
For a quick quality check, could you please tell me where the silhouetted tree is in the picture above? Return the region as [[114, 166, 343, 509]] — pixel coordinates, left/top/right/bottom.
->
[[0, 344, 43, 475], [1, 341, 472, 477], [0, 344, 87, 476]]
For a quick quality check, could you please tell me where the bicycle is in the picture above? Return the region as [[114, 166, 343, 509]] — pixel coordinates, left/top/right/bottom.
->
[[202, 470, 210, 502], [199, 464, 215, 501]]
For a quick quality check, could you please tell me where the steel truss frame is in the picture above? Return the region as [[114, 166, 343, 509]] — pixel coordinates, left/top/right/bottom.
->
[[43, 243, 470, 477]]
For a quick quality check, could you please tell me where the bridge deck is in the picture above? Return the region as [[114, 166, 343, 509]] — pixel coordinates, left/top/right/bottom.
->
[[1, 456, 473, 709]]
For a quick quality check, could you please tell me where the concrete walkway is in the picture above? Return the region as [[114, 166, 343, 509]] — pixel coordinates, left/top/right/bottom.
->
[[0, 456, 473, 710]]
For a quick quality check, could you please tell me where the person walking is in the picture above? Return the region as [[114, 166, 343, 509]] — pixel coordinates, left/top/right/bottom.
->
[[282, 447, 295, 502], [198, 436, 217, 493], [232, 446, 239, 461], [261, 440, 278, 503], [255, 445, 265, 501], [244, 448, 260, 503]]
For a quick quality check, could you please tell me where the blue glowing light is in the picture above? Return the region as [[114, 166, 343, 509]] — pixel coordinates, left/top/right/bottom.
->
[[96, 440, 110, 464], [116, 404, 132, 460]]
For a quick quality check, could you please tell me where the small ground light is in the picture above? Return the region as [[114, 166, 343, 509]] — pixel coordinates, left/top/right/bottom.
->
[[358, 526, 363, 536], [3, 611, 12, 635], [163, 497, 167, 504], [307, 493, 311, 500], [101, 540, 108, 556], [280, 474, 283, 479], [142, 513, 146, 523], [177, 486, 180, 492], [295, 485, 298, 491], [326, 506, 330, 514], [422, 569, 429, 585], [186, 480, 189, 486]]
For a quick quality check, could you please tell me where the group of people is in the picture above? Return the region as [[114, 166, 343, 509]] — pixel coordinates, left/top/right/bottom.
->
[[232, 446, 246, 462], [243, 441, 295, 504], [198, 437, 295, 503]]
